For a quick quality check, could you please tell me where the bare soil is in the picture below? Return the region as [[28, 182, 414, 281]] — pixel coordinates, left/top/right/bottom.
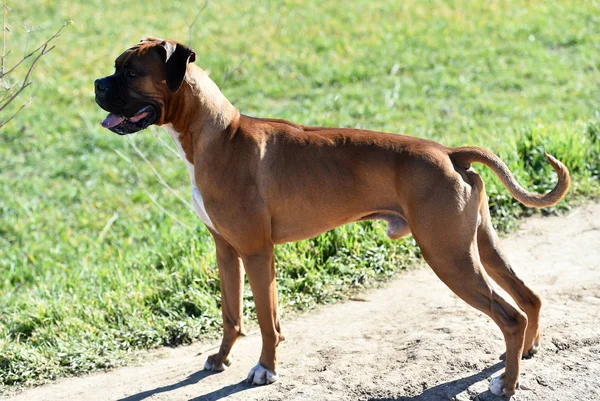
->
[[7, 203, 600, 401]]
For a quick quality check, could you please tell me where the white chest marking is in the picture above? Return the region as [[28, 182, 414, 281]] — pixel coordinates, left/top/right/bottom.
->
[[164, 125, 218, 233]]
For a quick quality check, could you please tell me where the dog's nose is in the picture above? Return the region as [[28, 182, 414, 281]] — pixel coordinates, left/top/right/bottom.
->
[[95, 78, 108, 94]]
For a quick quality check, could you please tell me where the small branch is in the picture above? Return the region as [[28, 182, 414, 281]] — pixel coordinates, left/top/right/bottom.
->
[[0, 42, 48, 113], [24, 29, 30, 57], [0, 80, 30, 113], [0, 19, 70, 127], [0, 95, 29, 128], [0, 87, 12, 103], [1, 1, 7, 76], [153, 126, 182, 159], [222, 57, 246, 87], [1, 20, 69, 78], [143, 190, 192, 230], [98, 213, 119, 241], [23, 21, 41, 57], [186, 0, 209, 48], [127, 136, 195, 213], [111, 147, 133, 164], [114, 141, 193, 230], [0, 75, 31, 111]]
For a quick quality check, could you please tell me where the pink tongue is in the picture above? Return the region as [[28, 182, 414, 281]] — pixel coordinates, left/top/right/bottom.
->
[[130, 111, 149, 122], [101, 113, 125, 128]]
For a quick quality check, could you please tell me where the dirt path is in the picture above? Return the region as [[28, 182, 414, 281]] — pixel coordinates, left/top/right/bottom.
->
[[7, 203, 600, 401]]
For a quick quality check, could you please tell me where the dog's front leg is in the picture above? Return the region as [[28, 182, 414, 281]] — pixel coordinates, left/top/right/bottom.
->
[[242, 248, 283, 385], [204, 233, 245, 371]]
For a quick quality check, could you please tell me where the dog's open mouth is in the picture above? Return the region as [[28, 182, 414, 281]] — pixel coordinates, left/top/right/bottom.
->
[[100, 105, 156, 135]]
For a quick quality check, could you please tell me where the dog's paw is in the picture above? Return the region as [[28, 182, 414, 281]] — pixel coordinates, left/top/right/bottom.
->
[[203, 354, 231, 372], [523, 340, 540, 359], [489, 375, 506, 396], [489, 374, 518, 397], [246, 362, 278, 385], [204, 359, 227, 371]]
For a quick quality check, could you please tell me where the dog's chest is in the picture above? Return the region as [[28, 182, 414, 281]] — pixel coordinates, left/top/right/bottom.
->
[[164, 125, 218, 233]]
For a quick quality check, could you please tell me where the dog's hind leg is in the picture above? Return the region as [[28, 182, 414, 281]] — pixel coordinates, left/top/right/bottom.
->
[[406, 178, 526, 396], [419, 243, 526, 396], [204, 232, 245, 371], [468, 171, 543, 358]]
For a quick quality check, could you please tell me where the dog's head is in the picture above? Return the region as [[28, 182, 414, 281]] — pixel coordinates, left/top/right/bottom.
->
[[94, 37, 196, 135]]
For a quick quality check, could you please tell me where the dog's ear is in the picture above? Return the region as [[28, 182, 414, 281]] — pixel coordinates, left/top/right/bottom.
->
[[157, 40, 196, 92]]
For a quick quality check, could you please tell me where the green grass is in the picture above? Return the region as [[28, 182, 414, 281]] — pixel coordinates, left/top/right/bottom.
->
[[1, 0, 599, 389]]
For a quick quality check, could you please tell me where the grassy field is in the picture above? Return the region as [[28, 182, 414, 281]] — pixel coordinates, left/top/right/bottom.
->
[[1, 0, 599, 388]]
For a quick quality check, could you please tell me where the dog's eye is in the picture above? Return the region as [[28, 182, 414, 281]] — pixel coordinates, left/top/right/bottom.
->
[[127, 70, 137, 79]]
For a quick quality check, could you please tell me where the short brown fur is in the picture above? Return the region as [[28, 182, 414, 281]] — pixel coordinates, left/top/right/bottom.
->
[[95, 38, 570, 397]]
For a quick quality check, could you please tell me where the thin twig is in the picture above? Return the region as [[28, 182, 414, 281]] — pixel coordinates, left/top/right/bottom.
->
[[143, 191, 192, 230], [24, 29, 30, 57], [1, 0, 7, 76], [0, 86, 13, 103], [112, 147, 133, 164], [221, 57, 246, 86], [153, 127, 182, 159], [0, 42, 49, 114], [98, 213, 119, 241], [0, 21, 72, 78], [121, 140, 193, 230], [0, 94, 28, 128], [127, 136, 194, 213], [186, 0, 209, 48], [0, 20, 70, 126], [0, 20, 69, 78], [23, 21, 40, 57]]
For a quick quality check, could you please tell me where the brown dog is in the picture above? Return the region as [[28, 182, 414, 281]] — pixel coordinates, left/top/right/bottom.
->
[[95, 38, 570, 397]]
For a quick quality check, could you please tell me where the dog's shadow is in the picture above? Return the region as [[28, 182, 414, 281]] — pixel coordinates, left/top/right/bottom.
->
[[369, 361, 506, 401], [116, 370, 253, 401], [118, 362, 504, 401]]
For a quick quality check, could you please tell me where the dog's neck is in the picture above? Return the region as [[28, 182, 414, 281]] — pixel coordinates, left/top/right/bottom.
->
[[161, 64, 239, 164]]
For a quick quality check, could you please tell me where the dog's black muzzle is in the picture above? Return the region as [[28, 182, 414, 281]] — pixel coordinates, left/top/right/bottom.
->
[[94, 76, 158, 135]]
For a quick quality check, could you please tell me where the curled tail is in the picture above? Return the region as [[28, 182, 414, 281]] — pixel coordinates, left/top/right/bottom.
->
[[449, 146, 571, 208]]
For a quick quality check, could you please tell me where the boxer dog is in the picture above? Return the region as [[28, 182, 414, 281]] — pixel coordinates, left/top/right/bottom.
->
[[94, 38, 570, 397]]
